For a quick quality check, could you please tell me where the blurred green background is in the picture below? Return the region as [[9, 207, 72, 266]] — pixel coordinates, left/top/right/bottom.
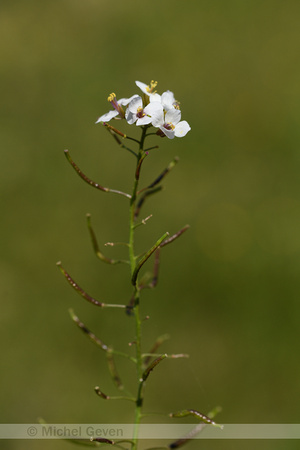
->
[[1, 0, 300, 449]]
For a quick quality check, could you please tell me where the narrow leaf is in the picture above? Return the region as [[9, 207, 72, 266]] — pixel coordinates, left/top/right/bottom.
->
[[170, 409, 223, 428], [106, 351, 123, 390], [139, 226, 189, 290], [134, 186, 163, 219], [142, 354, 167, 381], [143, 334, 170, 366], [64, 150, 131, 198], [58, 262, 126, 309], [69, 309, 108, 351], [131, 232, 169, 286], [90, 437, 114, 445], [94, 386, 135, 403], [103, 122, 126, 138], [135, 152, 148, 181], [160, 225, 190, 248], [143, 145, 159, 152], [137, 248, 161, 290], [169, 407, 223, 448], [57, 262, 104, 307], [86, 214, 127, 265], [103, 122, 141, 145], [104, 123, 138, 158], [69, 311, 125, 390], [138, 157, 179, 194]]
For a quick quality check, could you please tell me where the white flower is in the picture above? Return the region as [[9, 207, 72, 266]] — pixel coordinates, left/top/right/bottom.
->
[[136, 81, 180, 110], [125, 96, 164, 126], [160, 90, 180, 110], [152, 108, 191, 139], [135, 80, 161, 102], [95, 82, 191, 138], [95, 93, 139, 123]]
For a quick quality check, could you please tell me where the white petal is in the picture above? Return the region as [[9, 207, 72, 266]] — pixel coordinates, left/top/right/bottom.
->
[[149, 93, 161, 103], [174, 120, 191, 137], [125, 109, 137, 125], [144, 101, 163, 114], [128, 96, 143, 113], [95, 110, 119, 123], [165, 108, 181, 125], [136, 116, 152, 126], [144, 102, 164, 126], [135, 81, 148, 95], [161, 90, 176, 108], [119, 94, 139, 106], [160, 126, 175, 139]]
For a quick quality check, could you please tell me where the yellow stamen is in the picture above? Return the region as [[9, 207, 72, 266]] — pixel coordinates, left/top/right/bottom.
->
[[146, 80, 158, 94], [107, 93, 116, 102], [167, 122, 175, 130], [136, 106, 145, 118]]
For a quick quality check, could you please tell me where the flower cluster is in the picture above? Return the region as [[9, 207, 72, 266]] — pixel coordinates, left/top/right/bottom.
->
[[96, 80, 191, 139]]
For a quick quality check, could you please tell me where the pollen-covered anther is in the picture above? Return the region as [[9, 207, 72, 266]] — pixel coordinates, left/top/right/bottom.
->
[[164, 122, 175, 131], [107, 93, 117, 103], [107, 92, 119, 111], [106, 92, 125, 119], [136, 106, 146, 119], [146, 80, 158, 94]]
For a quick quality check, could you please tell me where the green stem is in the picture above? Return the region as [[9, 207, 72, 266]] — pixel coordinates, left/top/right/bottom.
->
[[128, 126, 148, 450]]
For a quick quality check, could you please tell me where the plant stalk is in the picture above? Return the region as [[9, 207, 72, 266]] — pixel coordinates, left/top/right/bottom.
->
[[129, 126, 148, 450]]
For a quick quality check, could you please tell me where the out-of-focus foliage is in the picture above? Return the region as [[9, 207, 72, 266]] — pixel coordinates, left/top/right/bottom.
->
[[1, 1, 300, 449]]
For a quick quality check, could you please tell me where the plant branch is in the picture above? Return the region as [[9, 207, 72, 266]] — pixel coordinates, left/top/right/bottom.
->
[[57, 262, 126, 309], [64, 149, 131, 199], [69, 309, 136, 362], [86, 214, 129, 265], [94, 386, 135, 402], [137, 157, 179, 195], [131, 232, 169, 286], [134, 186, 163, 220]]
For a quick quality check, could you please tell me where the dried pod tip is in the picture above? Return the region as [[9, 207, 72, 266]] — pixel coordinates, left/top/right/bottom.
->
[[94, 386, 109, 400]]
